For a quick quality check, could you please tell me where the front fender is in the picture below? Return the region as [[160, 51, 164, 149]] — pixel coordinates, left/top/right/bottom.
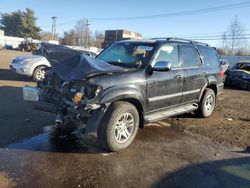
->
[[99, 86, 146, 111]]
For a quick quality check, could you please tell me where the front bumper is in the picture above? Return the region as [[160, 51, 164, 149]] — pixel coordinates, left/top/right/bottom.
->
[[23, 85, 91, 117], [23, 85, 108, 134]]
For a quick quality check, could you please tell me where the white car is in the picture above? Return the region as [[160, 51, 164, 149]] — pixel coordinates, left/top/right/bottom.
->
[[10, 55, 51, 81]]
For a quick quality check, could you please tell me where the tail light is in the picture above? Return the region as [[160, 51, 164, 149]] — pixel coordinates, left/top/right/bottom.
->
[[220, 69, 224, 80]]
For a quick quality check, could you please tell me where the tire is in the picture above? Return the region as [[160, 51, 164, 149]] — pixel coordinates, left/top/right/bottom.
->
[[33, 66, 46, 81], [196, 88, 216, 118], [97, 101, 139, 152]]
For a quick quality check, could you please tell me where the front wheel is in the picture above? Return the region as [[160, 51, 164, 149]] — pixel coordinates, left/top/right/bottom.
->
[[97, 101, 139, 152], [196, 88, 216, 118], [33, 66, 46, 81]]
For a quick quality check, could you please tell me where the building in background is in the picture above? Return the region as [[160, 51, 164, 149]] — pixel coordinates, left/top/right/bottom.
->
[[104, 30, 142, 47]]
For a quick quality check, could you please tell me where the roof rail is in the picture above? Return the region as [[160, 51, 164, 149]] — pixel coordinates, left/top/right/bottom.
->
[[150, 37, 210, 47], [167, 37, 209, 46]]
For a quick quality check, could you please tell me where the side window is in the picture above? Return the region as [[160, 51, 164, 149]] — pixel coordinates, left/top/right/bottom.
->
[[153, 44, 180, 68], [180, 45, 201, 68], [197, 46, 220, 68]]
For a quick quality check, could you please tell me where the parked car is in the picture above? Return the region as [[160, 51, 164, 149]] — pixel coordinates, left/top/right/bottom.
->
[[10, 47, 98, 81], [10, 55, 51, 81], [225, 62, 250, 90], [23, 39, 223, 151]]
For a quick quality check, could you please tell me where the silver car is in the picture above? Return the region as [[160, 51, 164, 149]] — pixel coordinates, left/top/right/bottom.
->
[[10, 55, 51, 81], [10, 48, 98, 81]]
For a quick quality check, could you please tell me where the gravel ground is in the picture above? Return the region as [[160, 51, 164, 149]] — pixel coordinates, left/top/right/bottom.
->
[[167, 89, 250, 148]]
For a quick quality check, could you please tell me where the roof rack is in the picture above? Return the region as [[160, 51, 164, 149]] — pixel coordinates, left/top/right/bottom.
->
[[150, 37, 210, 47]]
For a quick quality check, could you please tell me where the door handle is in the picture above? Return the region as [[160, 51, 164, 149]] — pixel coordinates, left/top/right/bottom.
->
[[174, 75, 182, 79]]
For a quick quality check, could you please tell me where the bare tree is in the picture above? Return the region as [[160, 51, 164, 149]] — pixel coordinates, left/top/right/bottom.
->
[[60, 19, 104, 48], [40, 31, 58, 41], [93, 30, 105, 48], [75, 19, 91, 47], [224, 16, 245, 55], [60, 30, 78, 46], [221, 32, 228, 54]]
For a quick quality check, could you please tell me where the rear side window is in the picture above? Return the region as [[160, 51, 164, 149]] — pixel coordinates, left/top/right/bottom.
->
[[180, 45, 201, 68], [197, 46, 219, 68]]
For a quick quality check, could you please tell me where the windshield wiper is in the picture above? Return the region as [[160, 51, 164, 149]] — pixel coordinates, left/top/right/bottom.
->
[[107, 61, 136, 68]]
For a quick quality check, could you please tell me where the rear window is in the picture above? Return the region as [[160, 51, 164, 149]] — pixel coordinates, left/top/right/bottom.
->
[[197, 46, 219, 68], [180, 45, 201, 68]]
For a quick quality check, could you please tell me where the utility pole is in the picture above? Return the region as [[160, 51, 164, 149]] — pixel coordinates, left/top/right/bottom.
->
[[51, 16, 57, 40], [85, 18, 90, 48]]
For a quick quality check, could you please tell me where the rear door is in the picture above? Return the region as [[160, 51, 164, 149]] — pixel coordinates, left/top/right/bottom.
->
[[179, 45, 206, 103]]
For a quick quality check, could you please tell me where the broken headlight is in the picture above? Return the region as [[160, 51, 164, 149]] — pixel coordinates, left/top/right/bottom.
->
[[71, 84, 102, 104], [83, 85, 102, 99]]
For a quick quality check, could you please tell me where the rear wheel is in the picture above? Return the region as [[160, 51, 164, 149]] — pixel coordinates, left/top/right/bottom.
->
[[196, 88, 216, 118], [33, 66, 46, 81], [97, 101, 139, 152]]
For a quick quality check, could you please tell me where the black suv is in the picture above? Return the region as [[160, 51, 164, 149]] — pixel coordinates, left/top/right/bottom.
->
[[23, 38, 224, 151]]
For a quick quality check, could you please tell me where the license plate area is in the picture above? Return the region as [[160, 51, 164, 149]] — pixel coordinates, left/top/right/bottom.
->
[[23, 86, 39, 101]]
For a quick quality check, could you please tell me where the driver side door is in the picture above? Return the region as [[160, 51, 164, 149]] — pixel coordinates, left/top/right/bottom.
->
[[146, 44, 183, 112]]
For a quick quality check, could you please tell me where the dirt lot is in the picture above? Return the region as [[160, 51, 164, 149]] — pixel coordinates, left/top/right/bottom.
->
[[167, 89, 250, 148], [0, 50, 249, 187]]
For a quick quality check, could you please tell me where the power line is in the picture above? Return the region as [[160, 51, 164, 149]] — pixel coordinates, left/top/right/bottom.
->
[[168, 29, 250, 38], [38, 1, 250, 28], [142, 29, 250, 39], [143, 37, 250, 41], [92, 1, 250, 21]]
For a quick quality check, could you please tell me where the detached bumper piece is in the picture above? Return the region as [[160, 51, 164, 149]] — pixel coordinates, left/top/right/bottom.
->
[[23, 85, 57, 113], [23, 86, 39, 101]]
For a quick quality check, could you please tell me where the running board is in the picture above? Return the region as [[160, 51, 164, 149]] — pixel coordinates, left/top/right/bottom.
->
[[145, 103, 198, 122]]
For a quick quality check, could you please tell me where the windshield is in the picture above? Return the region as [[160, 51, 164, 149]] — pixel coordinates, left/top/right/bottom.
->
[[96, 42, 154, 68]]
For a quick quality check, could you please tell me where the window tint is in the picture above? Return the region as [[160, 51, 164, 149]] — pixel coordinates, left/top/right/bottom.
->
[[180, 46, 201, 68], [197, 46, 219, 68], [154, 44, 180, 68], [234, 63, 250, 71]]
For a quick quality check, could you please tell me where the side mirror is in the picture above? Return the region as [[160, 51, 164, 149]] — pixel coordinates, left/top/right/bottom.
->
[[220, 60, 226, 66], [152, 61, 172, 71], [220, 60, 229, 72]]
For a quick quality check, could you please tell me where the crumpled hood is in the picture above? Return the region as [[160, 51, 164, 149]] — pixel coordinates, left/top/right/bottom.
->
[[40, 43, 124, 81]]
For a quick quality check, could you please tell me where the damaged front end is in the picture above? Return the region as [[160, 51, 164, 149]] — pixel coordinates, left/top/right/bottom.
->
[[23, 43, 122, 134], [24, 68, 109, 135]]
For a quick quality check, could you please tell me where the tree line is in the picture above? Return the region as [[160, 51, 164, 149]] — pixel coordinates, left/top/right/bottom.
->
[[217, 16, 250, 56], [0, 9, 105, 48]]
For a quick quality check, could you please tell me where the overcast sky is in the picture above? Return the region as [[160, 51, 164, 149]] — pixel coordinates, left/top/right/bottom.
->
[[1, 0, 250, 46]]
